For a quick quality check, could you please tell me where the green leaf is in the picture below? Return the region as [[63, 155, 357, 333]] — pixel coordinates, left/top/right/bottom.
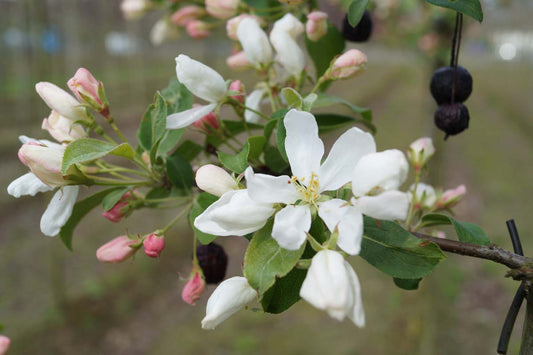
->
[[393, 277, 422, 291], [261, 268, 307, 314], [137, 104, 154, 152], [276, 117, 288, 162], [156, 129, 185, 159], [175, 140, 204, 161], [348, 0, 369, 26], [59, 188, 121, 250], [166, 151, 194, 191], [314, 93, 375, 133], [281, 87, 303, 110], [360, 217, 446, 279], [264, 146, 290, 174], [102, 187, 131, 211], [302, 93, 317, 112], [206, 120, 263, 148], [218, 136, 266, 174], [189, 193, 219, 244], [244, 221, 306, 298], [62, 138, 135, 174], [242, 0, 279, 13], [151, 92, 167, 147], [425, 0, 483, 22], [264, 119, 277, 142], [314, 113, 358, 133], [420, 214, 490, 246], [161, 78, 193, 114], [306, 24, 345, 78]]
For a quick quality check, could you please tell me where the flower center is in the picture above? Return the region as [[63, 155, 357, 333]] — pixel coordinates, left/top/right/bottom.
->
[[291, 173, 320, 205]]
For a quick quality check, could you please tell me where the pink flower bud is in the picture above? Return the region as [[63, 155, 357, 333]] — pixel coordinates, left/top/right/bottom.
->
[[18, 143, 66, 187], [407, 137, 435, 171], [436, 185, 467, 209], [67, 68, 103, 109], [143, 233, 165, 258], [226, 51, 250, 70], [171, 6, 206, 26], [327, 49, 367, 80], [306, 11, 328, 42], [96, 235, 139, 263], [226, 14, 260, 41], [205, 0, 240, 19], [102, 191, 135, 223], [228, 80, 245, 103], [42, 110, 86, 143], [0, 336, 10, 355], [182, 269, 206, 305], [186, 20, 210, 39], [191, 104, 219, 132]]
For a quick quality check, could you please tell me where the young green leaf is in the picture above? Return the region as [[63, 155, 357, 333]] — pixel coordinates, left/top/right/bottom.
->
[[175, 140, 204, 161], [244, 220, 306, 299], [360, 217, 446, 279], [425, 0, 483, 23], [218, 136, 266, 174], [348, 0, 369, 26], [62, 139, 135, 174], [420, 214, 490, 246], [281, 87, 303, 110], [102, 186, 131, 211], [166, 151, 194, 191]]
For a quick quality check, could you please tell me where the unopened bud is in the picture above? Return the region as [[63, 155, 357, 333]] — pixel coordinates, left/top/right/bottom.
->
[[102, 191, 136, 223], [205, 0, 240, 19], [67, 68, 107, 112], [171, 6, 206, 27], [226, 14, 260, 41], [150, 19, 180, 46], [436, 185, 466, 209], [196, 243, 228, 284], [195, 164, 237, 197], [409, 183, 437, 209], [96, 235, 139, 263], [182, 267, 206, 305], [186, 20, 210, 39], [18, 143, 66, 187], [306, 11, 328, 42], [143, 233, 165, 258], [407, 137, 435, 171], [228, 80, 245, 103], [226, 51, 250, 71], [35, 82, 89, 122], [0, 335, 10, 355], [42, 110, 86, 143], [326, 49, 367, 80], [120, 0, 150, 20], [192, 104, 219, 132]]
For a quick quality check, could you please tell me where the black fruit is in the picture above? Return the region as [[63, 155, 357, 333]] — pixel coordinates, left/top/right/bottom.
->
[[196, 243, 228, 284], [342, 11, 373, 42], [434, 103, 470, 138], [430, 66, 473, 105]]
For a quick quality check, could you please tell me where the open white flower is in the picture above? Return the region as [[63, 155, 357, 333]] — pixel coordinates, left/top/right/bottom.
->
[[166, 55, 228, 129], [7, 136, 79, 237], [300, 250, 365, 327], [201, 276, 258, 329]]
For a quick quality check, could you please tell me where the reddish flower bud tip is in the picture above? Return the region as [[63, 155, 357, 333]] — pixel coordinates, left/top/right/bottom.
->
[[101, 191, 135, 223], [186, 20, 210, 39], [143, 233, 165, 258], [67, 68, 106, 111], [182, 270, 206, 305], [191, 105, 219, 132], [229, 80, 245, 103]]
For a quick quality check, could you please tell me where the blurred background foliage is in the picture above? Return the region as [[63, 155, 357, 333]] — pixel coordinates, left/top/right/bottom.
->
[[1, 0, 532, 353]]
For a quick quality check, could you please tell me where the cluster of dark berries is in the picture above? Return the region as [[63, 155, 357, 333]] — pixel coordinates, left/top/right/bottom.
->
[[342, 10, 373, 42], [430, 66, 473, 138], [196, 242, 228, 284]]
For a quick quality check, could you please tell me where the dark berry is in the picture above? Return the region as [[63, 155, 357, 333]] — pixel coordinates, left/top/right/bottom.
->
[[434, 103, 470, 138], [342, 11, 373, 42], [196, 243, 228, 284], [430, 66, 473, 105]]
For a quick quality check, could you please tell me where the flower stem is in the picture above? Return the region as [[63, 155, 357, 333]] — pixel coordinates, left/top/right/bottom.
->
[[405, 171, 421, 228], [159, 202, 194, 235]]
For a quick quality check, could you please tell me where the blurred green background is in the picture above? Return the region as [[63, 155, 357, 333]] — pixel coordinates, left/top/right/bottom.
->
[[1, 0, 532, 354]]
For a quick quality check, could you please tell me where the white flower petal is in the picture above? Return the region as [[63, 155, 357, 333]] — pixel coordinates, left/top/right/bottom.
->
[[196, 164, 237, 197], [271, 204, 311, 250], [319, 127, 376, 192], [299, 250, 353, 321], [271, 13, 304, 38], [352, 149, 409, 197], [345, 260, 365, 327], [270, 32, 305, 77], [245, 167, 299, 204], [40, 186, 79, 237], [318, 199, 363, 255], [237, 18, 273, 67], [7, 172, 54, 198], [202, 276, 257, 329], [175, 55, 227, 103], [353, 190, 410, 221], [35, 82, 88, 122], [166, 103, 217, 129], [244, 89, 266, 124], [284, 109, 324, 183], [194, 190, 275, 236]]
